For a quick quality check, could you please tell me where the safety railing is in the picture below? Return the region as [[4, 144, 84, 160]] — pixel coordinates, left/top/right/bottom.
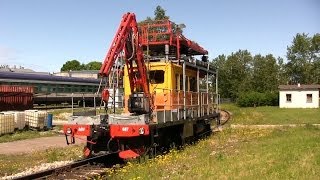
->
[[152, 88, 218, 123]]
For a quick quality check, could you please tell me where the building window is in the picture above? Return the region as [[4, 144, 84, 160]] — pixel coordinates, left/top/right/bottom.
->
[[41, 86, 48, 93], [80, 86, 86, 92], [306, 94, 312, 103], [286, 94, 292, 102]]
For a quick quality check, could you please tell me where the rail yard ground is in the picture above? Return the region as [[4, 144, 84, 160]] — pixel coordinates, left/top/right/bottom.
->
[[0, 145, 83, 177], [108, 126, 319, 179], [0, 104, 319, 179], [107, 104, 320, 179], [49, 107, 124, 121], [221, 103, 320, 125], [0, 107, 123, 144], [0, 130, 58, 143]]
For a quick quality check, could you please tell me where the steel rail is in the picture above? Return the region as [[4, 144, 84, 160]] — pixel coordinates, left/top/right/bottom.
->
[[13, 152, 118, 180], [219, 109, 231, 125]]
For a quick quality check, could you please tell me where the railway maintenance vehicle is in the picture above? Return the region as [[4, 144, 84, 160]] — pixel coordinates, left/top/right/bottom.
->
[[63, 12, 220, 159]]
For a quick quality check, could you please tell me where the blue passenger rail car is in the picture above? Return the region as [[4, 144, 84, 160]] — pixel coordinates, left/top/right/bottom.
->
[[0, 72, 101, 106]]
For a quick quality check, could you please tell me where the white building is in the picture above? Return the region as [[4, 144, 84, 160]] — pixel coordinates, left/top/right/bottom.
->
[[279, 84, 320, 108]]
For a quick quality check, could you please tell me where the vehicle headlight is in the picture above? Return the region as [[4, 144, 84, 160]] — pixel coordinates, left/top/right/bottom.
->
[[66, 127, 72, 134], [138, 127, 145, 135]]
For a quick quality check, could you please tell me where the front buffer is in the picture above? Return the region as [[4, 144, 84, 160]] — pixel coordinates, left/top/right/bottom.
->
[[109, 124, 150, 159], [108, 114, 152, 159], [63, 114, 151, 159], [62, 114, 108, 157]]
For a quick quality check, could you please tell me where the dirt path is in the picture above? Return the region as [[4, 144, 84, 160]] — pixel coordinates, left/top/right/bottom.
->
[[0, 135, 85, 155]]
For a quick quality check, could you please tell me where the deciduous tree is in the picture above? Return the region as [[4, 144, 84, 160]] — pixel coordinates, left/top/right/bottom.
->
[[251, 54, 279, 92], [61, 60, 83, 71], [85, 61, 102, 70], [286, 33, 320, 84], [212, 50, 253, 100], [154, 5, 169, 20]]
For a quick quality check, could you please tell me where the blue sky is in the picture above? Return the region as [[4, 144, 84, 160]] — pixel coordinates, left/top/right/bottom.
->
[[0, 0, 319, 72]]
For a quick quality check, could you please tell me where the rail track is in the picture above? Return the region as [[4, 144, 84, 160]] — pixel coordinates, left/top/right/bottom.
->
[[12, 110, 231, 180], [219, 109, 231, 125], [13, 153, 122, 180]]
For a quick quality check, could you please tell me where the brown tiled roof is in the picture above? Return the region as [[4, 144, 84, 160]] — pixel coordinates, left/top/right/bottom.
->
[[278, 84, 320, 90]]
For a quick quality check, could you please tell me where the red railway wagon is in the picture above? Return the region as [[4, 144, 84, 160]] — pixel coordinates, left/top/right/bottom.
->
[[0, 85, 34, 111]]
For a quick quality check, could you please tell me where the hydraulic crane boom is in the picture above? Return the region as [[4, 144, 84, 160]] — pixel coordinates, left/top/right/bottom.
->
[[99, 12, 151, 114]]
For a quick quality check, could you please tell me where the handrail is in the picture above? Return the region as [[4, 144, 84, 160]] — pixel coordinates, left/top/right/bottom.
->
[[151, 88, 218, 121]]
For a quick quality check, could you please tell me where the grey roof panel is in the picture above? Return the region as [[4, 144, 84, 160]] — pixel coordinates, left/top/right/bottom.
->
[[278, 84, 320, 90], [0, 72, 100, 84]]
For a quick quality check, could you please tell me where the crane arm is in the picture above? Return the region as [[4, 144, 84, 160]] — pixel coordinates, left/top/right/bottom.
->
[[99, 12, 151, 114], [100, 12, 149, 95]]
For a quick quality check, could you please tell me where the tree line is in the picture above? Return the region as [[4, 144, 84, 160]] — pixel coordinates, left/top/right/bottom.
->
[[212, 33, 320, 106], [59, 6, 319, 107], [60, 60, 102, 71]]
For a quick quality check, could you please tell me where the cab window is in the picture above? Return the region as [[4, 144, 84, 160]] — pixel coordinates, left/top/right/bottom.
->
[[149, 70, 164, 84]]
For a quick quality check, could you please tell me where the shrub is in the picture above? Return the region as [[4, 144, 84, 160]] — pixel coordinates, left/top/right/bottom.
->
[[237, 91, 278, 107]]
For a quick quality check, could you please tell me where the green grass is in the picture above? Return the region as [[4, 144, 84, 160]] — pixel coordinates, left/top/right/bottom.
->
[[49, 107, 123, 115], [0, 107, 123, 143], [0, 145, 83, 176], [221, 103, 320, 125], [49, 107, 123, 121], [0, 130, 59, 143], [48, 108, 74, 116], [106, 126, 320, 179]]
